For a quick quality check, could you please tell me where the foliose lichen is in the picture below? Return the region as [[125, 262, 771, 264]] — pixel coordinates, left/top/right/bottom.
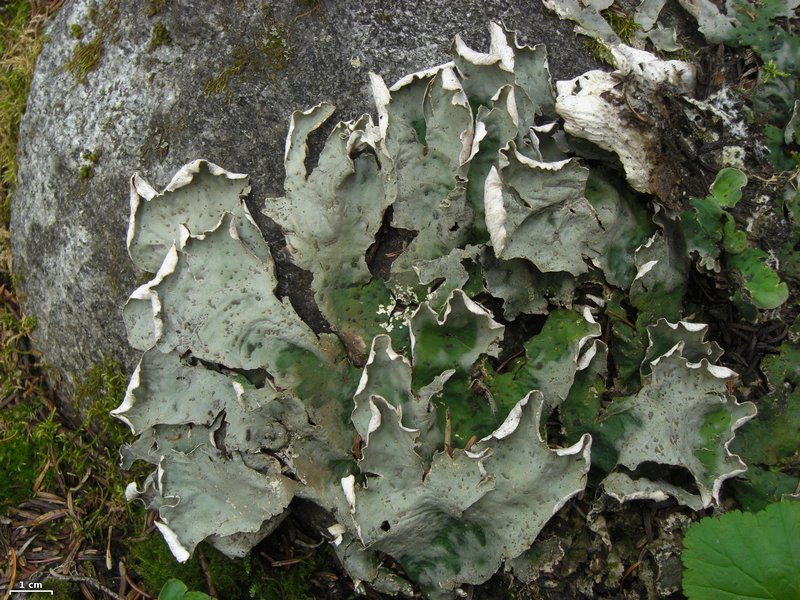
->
[[114, 23, 777, 599]]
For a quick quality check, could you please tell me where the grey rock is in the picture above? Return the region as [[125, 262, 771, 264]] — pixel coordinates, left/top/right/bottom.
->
[[11, 0, 596, 406]]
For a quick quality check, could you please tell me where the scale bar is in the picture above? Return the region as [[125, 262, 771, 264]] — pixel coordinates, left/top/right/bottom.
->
[[9, 591, 54, 595]]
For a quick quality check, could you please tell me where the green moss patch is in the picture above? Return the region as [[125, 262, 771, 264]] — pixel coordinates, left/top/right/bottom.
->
[[129, 535, 321, 599]]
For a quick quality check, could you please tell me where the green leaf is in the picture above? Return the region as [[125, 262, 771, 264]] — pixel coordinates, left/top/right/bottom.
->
[[709, 167, 747, 208], [158, 578, 212, 600], [726, 248, 789, 309], [724, 0, 800, 76], [731, 334, 800, 466], [765, 123, 800, 170], [722, 217, 748, 254], [682, 502, 800, 600], [681, 196, 724, 271], [729, 468, 800, 512]]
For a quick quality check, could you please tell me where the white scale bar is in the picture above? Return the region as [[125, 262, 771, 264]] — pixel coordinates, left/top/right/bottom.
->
[[10, 591, 54, 595]]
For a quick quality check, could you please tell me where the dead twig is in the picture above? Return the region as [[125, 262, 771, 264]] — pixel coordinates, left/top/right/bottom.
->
[[444, 408, 453, 458], [293, 1, 320, 22], [198, 547, 218, 599], [47, 569, 124, 600], [4, 548, 17, 600], [122, 566, 152, 599]]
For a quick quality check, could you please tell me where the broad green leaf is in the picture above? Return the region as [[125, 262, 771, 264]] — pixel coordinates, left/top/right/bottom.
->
[[729, 468, 800, 512], [709, 167, 747, 208], [681, 196, 724, 272], [731, 333, 800, 466], [726, 247, 789, 309], [682, 502, 800, 600], [722, 217, 748, 254], [159, 578, 212, 600]]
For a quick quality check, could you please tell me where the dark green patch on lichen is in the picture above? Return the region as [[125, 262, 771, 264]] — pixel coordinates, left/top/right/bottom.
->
[[148, 20, 172, 51], [69, 23, 83, 39]]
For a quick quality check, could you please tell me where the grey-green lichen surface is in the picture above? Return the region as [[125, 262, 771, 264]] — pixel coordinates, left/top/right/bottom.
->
[[114, 23, 772, 599]]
